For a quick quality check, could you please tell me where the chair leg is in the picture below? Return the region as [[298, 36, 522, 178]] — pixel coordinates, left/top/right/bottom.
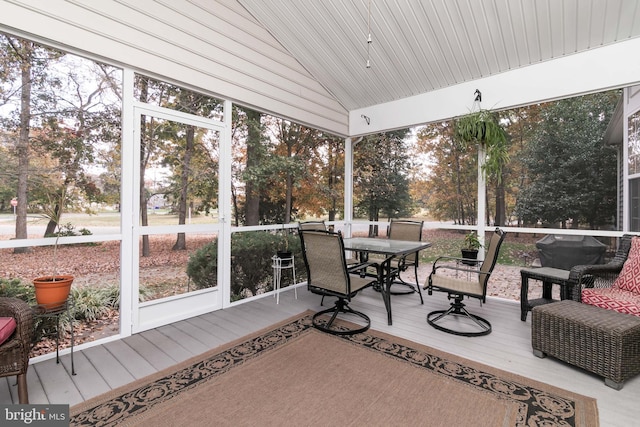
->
[[386, 265, 423, 304], [17, 373, 29, 404], [312, 298, 370, 336], [427, 295, 491, 337], [413, 264, 423, 304]]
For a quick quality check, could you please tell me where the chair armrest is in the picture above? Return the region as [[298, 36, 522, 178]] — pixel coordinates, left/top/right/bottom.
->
[[0, 298, 34, 352], [568, 261, 624, 301], [347, 260, 378, 273], [431, 256, 480, 275]]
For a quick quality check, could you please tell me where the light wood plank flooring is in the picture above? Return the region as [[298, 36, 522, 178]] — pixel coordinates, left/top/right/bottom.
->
[[2, 287, 637, 426]]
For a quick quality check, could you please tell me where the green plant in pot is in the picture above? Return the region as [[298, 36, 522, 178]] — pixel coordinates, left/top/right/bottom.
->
[[454, 107, 509, 182], [33, 188, 74, 310], [461, 231, 482, 266], [276, 225, 293, 265]]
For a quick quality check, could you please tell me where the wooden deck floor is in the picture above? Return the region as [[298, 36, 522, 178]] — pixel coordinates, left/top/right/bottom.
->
[[2, 286, 637, 426]]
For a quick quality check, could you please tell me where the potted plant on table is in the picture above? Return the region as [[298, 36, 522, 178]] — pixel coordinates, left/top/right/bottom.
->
[[461, 231, 482, 266], [276, 226, 293, 266], [32, 189, 74, 310]]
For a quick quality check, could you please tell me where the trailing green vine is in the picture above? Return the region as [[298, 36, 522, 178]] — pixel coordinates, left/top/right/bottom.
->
[[454, 109, 509, 182]]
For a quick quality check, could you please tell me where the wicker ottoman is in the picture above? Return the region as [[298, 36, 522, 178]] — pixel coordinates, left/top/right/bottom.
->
[[531, 300, 640, 390]]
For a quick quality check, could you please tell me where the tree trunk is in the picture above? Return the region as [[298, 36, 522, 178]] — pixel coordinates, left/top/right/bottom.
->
[[44, 203, 60, 236], [328, 145, 337, 222], [244, 109, 261, 225], [173, 125, 194, 250], [231, 184, 239, 226], [14, 41, 33, 254], [139, 78, 150, 257], [284, 140, 293, 224], [454, 155, 465, 225], [494, 180, 506, 226]]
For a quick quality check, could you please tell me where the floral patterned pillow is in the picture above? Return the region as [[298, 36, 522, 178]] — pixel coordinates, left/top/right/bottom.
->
[[612, 236, 640, 294]]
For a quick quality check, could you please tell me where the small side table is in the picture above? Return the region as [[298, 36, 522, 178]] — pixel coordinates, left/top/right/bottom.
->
[[32, 298, 75, 375], [272, 255, 297, 304], [520, 267, 573, 321]]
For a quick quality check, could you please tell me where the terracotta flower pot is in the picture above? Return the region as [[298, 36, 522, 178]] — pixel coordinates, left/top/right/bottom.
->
[[33, 275, 74, 309]]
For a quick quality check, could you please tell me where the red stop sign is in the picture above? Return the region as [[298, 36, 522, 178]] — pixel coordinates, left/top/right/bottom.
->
[[10, 199, 17, 207]]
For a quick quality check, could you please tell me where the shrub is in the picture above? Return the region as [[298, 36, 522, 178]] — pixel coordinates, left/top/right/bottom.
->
[[0, 278, 35, 303], [0, 278, 120, 343], [70, 285, 119, 322], [186, 237, 219, 290], [187, 231, 303, 301]]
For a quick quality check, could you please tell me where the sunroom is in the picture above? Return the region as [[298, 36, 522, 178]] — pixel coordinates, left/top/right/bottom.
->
[[1, 1, 640, 425]]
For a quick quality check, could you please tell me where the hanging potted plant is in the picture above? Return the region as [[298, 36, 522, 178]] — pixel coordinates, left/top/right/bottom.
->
[[461, 231, 482, 266], [33, 188, 74, 310], [454, 105, 509, 181]]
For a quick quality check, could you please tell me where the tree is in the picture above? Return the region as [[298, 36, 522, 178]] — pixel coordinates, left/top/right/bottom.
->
[[166, 87, 222, 250], [353, 130, 415, 235], [0, 36, 58, 251], [243, 107, 264, 226], [415, 121, 477, 224], [515, 91, 619, 229], [501, 104, 542, 226]]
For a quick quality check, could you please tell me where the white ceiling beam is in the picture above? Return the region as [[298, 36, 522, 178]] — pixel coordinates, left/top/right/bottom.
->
[[350, 37, 640, 135]]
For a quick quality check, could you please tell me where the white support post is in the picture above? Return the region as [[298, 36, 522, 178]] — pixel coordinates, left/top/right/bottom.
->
[[478, 143, 487, 260], [344, 137, 354, 237]]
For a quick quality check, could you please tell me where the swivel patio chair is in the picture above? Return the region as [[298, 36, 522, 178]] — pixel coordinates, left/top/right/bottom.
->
[[299, 229, 377, 335], [386, 219, 425, 303], [298, 220, 328, 231], [0, 297, 34, 403], [425, 228, 506, 336], [299, 220, 360, 268], [298, 221, 359, 307]]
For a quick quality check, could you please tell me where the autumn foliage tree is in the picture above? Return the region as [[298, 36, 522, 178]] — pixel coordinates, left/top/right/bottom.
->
[[415, 121, 477, 224], [353, 130, 415, 235]]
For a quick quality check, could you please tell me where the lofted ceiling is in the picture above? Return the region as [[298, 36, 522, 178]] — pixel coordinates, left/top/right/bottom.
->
[[238, 0, 640, 113]]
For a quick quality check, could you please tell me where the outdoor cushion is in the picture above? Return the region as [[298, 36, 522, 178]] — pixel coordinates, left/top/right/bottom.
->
[[582, 288, 640, 317], [611, 236, 640, 294], [0, 317, 17, 345]]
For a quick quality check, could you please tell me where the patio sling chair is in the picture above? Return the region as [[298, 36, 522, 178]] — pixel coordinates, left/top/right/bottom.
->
[[425, 228, 507, 337], [385, 219, 425, 304], [0, 297, 34, 403], [299, 229, 377, 335], [298, 220, 360, 268], [298, 220, 328, 231]]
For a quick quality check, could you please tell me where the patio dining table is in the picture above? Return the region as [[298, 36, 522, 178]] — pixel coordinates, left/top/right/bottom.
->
[[342, 237, 432, 326]]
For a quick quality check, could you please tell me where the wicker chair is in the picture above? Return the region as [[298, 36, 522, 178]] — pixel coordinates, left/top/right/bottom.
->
[[0, 298, 34, 404], [299, 229, 377, 335], [568, 234, 635, 301]]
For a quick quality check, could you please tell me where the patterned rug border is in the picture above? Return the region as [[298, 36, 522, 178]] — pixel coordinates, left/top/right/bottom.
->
[[70, 310, 598, 427]]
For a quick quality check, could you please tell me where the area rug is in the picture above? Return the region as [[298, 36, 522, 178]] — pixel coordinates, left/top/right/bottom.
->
[[70, 311, 598, 427]]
